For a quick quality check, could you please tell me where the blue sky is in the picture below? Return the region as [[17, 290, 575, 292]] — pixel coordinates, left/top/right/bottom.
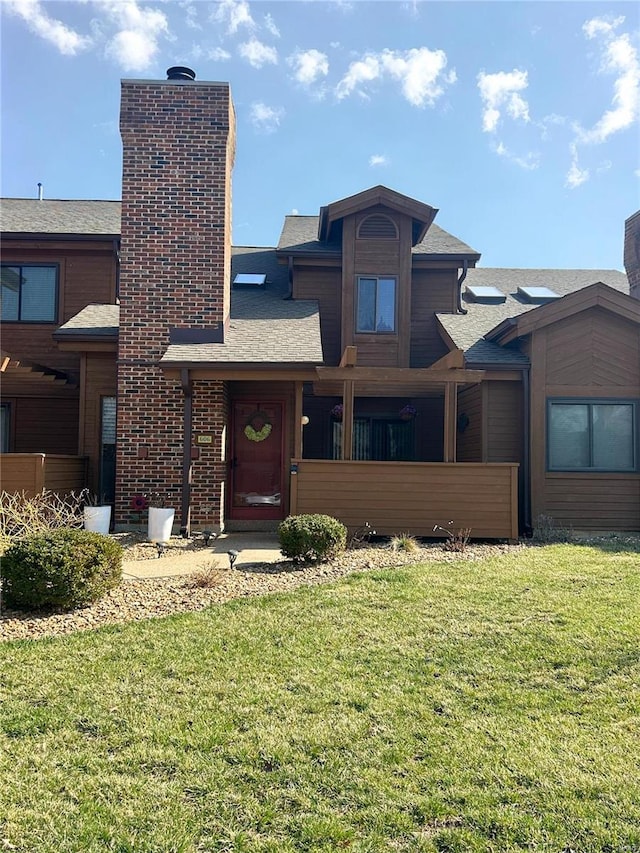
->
[[1, 1, 638, 269]]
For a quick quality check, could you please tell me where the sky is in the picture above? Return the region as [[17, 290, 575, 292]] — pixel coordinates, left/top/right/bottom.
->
[[1, 0, 639, 270]]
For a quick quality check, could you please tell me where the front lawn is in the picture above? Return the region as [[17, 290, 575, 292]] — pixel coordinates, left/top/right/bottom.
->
[[1, 542, 639, 852]]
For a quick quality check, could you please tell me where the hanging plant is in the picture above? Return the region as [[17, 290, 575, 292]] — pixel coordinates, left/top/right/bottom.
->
[[399, 404, 417, 421], [244, 410, 273, 442]]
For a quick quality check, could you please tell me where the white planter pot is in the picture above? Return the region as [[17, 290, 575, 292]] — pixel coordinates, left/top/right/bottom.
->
[[148, 507, 175, 543], [84, 505, 112, 535]]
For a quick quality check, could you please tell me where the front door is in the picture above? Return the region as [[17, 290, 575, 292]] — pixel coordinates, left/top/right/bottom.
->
[[229, 400, 284, 520]]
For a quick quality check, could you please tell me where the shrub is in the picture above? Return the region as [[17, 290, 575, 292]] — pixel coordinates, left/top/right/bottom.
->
[[0, 490, 84, 553], [1, 529, 123, 611], [390, 532, 419, 553], [278, 514, 347, 563]]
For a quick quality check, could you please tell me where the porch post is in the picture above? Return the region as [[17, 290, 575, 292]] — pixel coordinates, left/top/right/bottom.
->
[[342, 379, 354, 460], [294, 381, 303, 459], [443, 382, 458, 463]]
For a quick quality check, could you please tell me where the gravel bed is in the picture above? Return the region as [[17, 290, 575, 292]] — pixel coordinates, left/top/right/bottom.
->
[[1, 539, 523, 642]]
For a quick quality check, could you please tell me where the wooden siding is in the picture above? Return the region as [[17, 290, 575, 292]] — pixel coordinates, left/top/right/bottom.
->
[[487, 381, 523, 463], [81, 352, 117, 494], [290, 459, 519, 540], [410, 269, 458, 367], [529, 307, 640, 532], [2, 396, 79, 454], [544, 474, 640, 531], [545, 307, 640, 387], [457, 384, 483, 462], [293, 267, 342, 365], [2, 241, 116, 374], [1, 453, 87, 497]]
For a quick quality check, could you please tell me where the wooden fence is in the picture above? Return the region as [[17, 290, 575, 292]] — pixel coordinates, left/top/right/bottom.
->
[[1, 454, 87, 497], [290, 459, 519, 540]]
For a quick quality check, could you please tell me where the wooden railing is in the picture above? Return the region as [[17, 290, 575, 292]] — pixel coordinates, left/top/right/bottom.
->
[[1, 454, 87, 497], [290, 460, 519, 541]]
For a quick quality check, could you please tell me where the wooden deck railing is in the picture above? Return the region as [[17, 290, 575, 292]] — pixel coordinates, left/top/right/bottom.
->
[[1, 454, 87, 497], [290, 460, 519, 541]]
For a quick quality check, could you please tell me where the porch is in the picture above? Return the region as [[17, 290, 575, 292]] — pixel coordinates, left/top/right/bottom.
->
[[289, 459, 519, 541], [1, 453, 87, 497]]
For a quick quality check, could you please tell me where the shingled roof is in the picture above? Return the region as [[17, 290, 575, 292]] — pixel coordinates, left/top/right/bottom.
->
[[55, 247, 324, 365], [1, 199, 121, 235], [277, 215, 480, 259], [438, 268, 629, 365]]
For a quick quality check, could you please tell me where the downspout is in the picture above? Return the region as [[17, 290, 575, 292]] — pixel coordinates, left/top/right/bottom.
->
[[522, 366, 532, 536], [456, 259, 468, 315], [180, 368, 193, 538]]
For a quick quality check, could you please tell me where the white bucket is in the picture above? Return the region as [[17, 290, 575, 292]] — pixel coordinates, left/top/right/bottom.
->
[[148, 507, 175, 543], [84, 505, 112, 535]]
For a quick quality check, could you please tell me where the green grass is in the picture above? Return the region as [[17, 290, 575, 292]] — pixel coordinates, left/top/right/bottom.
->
[[2, 542, 639, 852]]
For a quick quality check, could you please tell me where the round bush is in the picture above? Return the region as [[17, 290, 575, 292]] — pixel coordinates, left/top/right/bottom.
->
[[1, 529, 123, 611], [278, 514, 347, 563]]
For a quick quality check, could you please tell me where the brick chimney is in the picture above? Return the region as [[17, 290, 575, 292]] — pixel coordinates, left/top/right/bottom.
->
[[116, 69, 236, 529], [624, 210, 640, 300]]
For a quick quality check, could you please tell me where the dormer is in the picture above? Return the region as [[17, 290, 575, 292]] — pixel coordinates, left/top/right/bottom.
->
[[317, 185, 437, 247]]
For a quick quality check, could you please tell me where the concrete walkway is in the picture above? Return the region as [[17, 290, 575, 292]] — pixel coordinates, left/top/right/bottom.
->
[[122, 532, 284, 579]]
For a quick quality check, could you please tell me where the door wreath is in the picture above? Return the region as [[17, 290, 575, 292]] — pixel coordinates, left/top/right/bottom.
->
[[244, 410, 273, 442]]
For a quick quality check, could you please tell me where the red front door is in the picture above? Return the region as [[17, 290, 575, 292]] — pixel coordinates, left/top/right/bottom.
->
[[229, 400, 284, 520]]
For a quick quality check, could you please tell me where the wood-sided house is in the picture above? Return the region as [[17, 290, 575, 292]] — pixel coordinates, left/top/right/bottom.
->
[[1, 68, 639, 538]]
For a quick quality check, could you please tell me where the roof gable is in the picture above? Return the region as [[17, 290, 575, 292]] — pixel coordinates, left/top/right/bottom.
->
[[486, 281, 640, 345], [318, 185, 438, 246]]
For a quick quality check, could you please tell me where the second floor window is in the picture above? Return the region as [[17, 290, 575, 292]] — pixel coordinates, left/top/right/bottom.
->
[[356, 276, 396, 333], [1, 265, 58, 322]]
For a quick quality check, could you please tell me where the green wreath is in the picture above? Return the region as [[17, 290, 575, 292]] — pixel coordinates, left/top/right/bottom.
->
[[244, 410, 273, 442]]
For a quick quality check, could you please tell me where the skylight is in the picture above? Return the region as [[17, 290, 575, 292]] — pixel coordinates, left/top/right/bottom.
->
[[517, 286, 560, 304], [464, 285, 506, 304], [233, 273, 266, 287]]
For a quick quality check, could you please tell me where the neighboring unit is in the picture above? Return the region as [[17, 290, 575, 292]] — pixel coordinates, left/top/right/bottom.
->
[[1, 68, 638, 538]]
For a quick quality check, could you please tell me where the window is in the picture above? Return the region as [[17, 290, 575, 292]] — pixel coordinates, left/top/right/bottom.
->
[[332, 417, 414, 461], [1, 403, 10, 453], [547, 399, 637, 472], [356, 276, 396, 333], [1, 265, 58, 322]]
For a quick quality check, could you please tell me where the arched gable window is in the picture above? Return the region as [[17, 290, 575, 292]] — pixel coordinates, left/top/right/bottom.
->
[[357, 214, 398, 240]]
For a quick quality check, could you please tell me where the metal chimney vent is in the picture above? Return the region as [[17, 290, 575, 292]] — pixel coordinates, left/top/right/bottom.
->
[[166, 66, 196, 81]]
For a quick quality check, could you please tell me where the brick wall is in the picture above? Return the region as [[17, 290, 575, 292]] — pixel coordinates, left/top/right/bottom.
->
[[624, 210, 640, 300], [116, 75, 235, 529]]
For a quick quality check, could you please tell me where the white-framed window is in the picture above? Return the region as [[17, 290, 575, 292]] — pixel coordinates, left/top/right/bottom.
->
[[547, 399, 638, 472], [1, 264, 58, 322], [356, 276, 396, 333]]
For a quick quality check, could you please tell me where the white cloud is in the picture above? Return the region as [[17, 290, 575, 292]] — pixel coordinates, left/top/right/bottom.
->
[[369, 154, 388, 167], [583, 15, 625, 40], [477, 69, 530, 133], [576, 17, 639, 145], [565, 143, 590, 188], [208, 47, 232, 62], [97, 0, 169, 71], [635, 168, 640, 178], [213, 0, 254, 34], [264, 13, 280, 38], [336, 47, 455, 107], [3, 0, 91, 55], [249, 102, 284, 132], [495, 141, 539, 171], [180, 0, 201, 31], [291, 208, 299, 215], [239, 37, 278, 68], [596, 159, 612, 174], [288, 49, 329, 86]]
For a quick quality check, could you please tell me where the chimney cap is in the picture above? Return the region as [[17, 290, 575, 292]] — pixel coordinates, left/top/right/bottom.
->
[[167, 66, 196, 81]]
